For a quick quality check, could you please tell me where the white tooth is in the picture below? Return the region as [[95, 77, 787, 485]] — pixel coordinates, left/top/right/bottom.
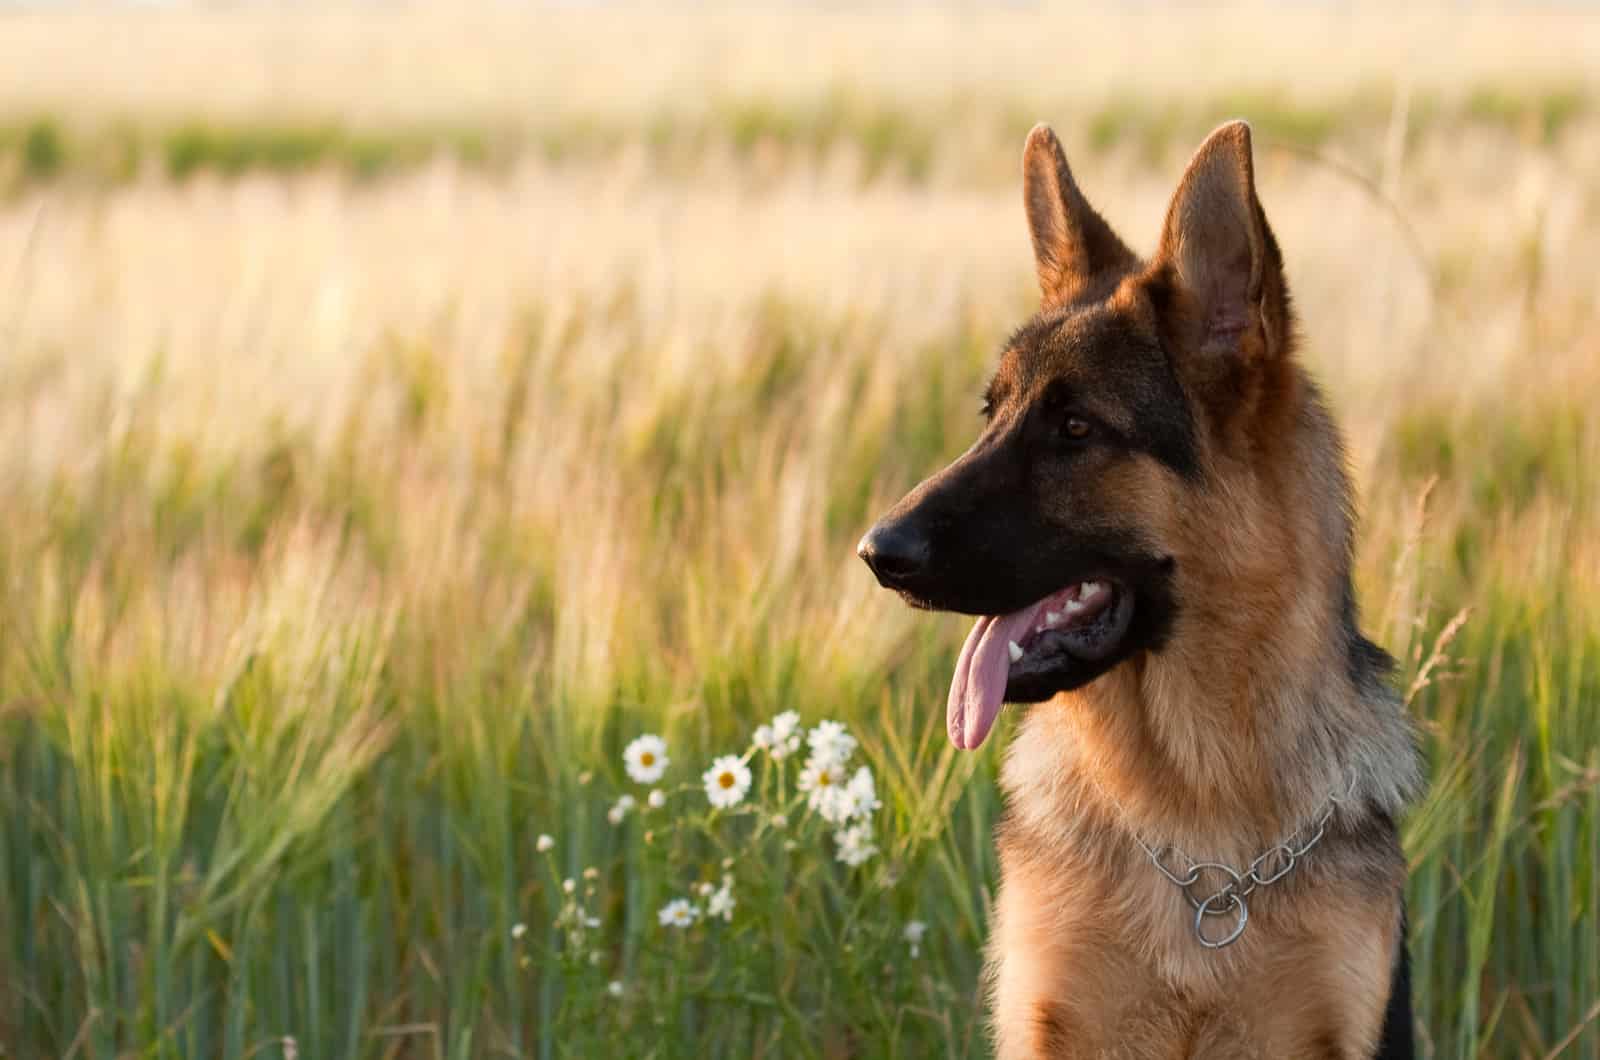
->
[[1007, 640, 1024, 662], [1045, 610, 1062, 627], [1064, 598, 1087, 614], [1083, 580, 1107, 598]]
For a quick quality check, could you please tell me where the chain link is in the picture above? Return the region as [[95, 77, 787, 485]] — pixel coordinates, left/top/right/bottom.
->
[[1135, 769, 1358, 949]]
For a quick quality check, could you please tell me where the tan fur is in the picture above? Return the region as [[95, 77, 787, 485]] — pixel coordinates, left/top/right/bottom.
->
[[983, 124, 1422, 1058]]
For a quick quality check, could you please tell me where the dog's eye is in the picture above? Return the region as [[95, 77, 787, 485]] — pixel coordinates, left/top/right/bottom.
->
[[1062, 416, 1093, 441]]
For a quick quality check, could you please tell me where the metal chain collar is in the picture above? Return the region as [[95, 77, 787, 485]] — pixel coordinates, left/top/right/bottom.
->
[[1135, 770, 1359, 949]]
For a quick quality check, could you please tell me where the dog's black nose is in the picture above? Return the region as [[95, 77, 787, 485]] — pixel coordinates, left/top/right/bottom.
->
[[857, 521, 931, 587]]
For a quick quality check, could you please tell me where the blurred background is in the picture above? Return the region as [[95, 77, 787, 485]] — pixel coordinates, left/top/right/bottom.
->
[[0, 4, 1596, 1058]]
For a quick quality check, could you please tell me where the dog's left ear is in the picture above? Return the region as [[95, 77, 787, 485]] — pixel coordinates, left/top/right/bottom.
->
[[1150, 121, 1291, 362], [1022, 124, 1138, 307]]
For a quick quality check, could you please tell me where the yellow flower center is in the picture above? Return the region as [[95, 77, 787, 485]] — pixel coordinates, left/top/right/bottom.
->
[[718, 772, 735, 789], [818, 771, 833, 786], [640, 752, 655, 766]]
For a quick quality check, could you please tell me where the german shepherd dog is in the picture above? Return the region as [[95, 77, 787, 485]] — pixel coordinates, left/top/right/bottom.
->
[[858, 122, 1422, 1058]]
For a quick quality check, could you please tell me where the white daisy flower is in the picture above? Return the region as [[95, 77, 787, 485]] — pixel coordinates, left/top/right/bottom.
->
[[807, 720, 856, 766], [840, 766, 881, 821], [562, 878, 576, 894], [535, 834, 554, 853], [607, 980, 625, 998], [821, 789, 853, 824], [696, 881, 715, 898], [757, 710, 803, 759], [607, 794, 636, 825], [708, 879, 735, 922], [771, 709, 801, 742], [835, 822, 878, 867], [702, 754, 753, 809], [903, 919, 928, 957], [624, 735, 670, 784], [647, 789, 666, 809], [799, 756, 852, 823], [511, 922, 527, 940], [658, 898, 700, 929]]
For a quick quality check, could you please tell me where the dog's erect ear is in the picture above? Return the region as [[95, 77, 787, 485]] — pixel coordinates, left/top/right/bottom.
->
[[1151, 121, 1290, 361], [1022, 124, 1137, 307]]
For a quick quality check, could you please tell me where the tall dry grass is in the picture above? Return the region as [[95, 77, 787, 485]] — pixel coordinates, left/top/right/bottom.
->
[[0, 6, 1597, 1057]]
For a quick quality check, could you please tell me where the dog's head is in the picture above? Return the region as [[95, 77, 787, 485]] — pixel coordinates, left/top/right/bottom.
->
[[859, 121, 1299, 749]]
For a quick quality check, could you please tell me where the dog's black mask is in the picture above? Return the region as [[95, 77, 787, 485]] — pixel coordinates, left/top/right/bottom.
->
[[858, 304, 1190, 706]]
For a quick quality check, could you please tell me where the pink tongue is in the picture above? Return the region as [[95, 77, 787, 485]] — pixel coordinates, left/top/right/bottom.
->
[[946, 604, 1044, 750]]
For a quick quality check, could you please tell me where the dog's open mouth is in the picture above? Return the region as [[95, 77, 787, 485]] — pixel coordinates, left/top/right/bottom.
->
[[946, 579, 1134, 750]]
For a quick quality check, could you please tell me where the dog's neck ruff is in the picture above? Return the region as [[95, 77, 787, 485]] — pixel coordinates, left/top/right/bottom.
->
[[1135, 770, 1360, 949]]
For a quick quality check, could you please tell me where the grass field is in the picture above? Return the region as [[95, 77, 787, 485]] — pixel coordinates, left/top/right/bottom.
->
[[0, 6, 1597, 1058]]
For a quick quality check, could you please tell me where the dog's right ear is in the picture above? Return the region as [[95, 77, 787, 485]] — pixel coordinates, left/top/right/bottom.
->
[[1022, 124, 1137, 308]]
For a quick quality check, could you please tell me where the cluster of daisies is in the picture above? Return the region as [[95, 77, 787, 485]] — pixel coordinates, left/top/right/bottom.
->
[[792, 719, 881, 866], [611, 713, 885, 933], [657, 874, 735, 930], [526, 717, 930, 1000]]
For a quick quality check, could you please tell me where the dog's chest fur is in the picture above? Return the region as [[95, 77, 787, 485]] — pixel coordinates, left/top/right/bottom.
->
[[986, 704, 1406, 1059]]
